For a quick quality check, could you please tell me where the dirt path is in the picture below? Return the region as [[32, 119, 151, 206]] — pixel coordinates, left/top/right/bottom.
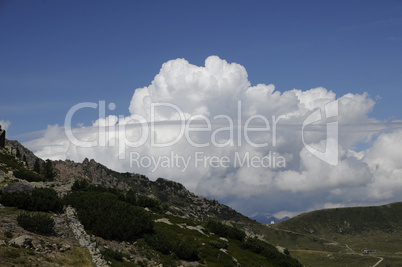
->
[[345, 243, 356, 254], [372, 257, 383, 267]]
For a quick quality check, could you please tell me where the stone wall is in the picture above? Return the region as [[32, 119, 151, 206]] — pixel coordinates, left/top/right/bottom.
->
[[65, 206, 109, 267]]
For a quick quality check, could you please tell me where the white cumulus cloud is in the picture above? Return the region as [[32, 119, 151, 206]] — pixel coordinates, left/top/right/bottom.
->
[[23, 56, 402, 218]]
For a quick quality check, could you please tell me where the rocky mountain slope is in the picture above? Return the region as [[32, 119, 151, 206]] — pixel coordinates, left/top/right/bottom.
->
[[53, 157, 256, 225], [0, 140, 302, 266], [5, 138, 260, 224]]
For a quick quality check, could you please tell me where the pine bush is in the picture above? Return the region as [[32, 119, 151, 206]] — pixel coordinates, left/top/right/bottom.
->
[[17, 212, 55, 235]]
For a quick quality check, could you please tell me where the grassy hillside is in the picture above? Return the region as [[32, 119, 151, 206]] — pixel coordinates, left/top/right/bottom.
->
[[276, 203, 402, 236], [269, 203, 402, 266]]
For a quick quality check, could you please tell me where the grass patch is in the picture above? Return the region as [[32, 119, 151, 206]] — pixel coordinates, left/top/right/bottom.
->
[[51, 245, 94, 267], [290, 250, 379, 267]]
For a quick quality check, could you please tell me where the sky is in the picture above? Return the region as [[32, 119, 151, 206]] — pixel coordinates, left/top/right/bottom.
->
[[1, 0, 402, 218]]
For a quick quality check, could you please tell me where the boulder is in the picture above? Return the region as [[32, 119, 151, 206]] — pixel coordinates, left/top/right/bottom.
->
[[2, 182, 33, 194], [59, 244, 71, 252], [9, 235, 33, 247]]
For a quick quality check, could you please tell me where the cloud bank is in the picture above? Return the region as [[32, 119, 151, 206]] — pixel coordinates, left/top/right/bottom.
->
[[24, 56, 402, 217]]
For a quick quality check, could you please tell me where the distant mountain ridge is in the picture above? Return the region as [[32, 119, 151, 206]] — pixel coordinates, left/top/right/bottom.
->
[[249, 213, 290, 225]]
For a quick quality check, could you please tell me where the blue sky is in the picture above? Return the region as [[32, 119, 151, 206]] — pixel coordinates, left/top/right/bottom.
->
[[1, 0, 401, 137]]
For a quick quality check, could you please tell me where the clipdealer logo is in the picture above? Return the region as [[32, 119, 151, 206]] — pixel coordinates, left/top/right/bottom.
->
[[302, 100, 338, 166], [64, 100, 339, 170]]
